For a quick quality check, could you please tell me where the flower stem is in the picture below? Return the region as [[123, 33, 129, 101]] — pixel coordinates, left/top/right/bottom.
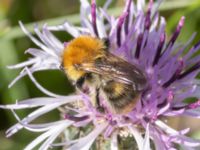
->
[[0, 0, 196, 41]]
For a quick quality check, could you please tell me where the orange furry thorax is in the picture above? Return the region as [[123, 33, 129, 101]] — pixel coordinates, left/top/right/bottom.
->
[[63, 35, 105, 81]]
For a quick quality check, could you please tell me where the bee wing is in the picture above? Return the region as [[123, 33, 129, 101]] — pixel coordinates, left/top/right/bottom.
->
[[80, 53, 147, 91]]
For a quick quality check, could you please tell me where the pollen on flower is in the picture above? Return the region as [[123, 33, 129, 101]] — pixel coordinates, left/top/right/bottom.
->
[[118, 127, 133, 138], [95, 118, 107, 125]]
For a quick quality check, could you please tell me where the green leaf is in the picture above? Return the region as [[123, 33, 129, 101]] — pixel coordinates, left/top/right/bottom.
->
[[0, 40, 29, 122]]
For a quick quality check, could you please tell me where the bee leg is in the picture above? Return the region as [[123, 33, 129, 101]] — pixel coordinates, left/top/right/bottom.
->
[[96, 88, 104, 113]]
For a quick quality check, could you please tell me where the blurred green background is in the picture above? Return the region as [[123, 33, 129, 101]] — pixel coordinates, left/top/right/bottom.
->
[[0, 0, 200, 149]]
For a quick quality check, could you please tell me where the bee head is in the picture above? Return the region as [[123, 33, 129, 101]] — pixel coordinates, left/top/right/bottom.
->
[[62, 35, 105, 82]]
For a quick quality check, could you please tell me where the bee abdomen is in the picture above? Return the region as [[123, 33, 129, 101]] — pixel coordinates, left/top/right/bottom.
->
[[102, 81, 138, 112], [109, 92, 136, 107]]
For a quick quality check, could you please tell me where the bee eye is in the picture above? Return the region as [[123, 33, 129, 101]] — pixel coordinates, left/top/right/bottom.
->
[[75, 73, 92, 89], [76, 76, 85, 89], [85, 73, 92, 80]]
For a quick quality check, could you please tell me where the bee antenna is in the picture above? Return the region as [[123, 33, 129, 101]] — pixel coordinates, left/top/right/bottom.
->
[[102, 37, 110, 49], [59, 64, 64, 71]]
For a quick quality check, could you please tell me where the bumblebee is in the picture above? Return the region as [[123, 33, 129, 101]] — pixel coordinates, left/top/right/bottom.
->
[[62, 35, 147, 114]]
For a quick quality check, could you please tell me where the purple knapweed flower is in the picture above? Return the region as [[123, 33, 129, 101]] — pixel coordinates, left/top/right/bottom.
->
[[1, 0, 200, 149]]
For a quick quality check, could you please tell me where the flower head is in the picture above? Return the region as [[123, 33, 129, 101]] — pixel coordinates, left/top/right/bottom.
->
[[1, 0, 200, 149]]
